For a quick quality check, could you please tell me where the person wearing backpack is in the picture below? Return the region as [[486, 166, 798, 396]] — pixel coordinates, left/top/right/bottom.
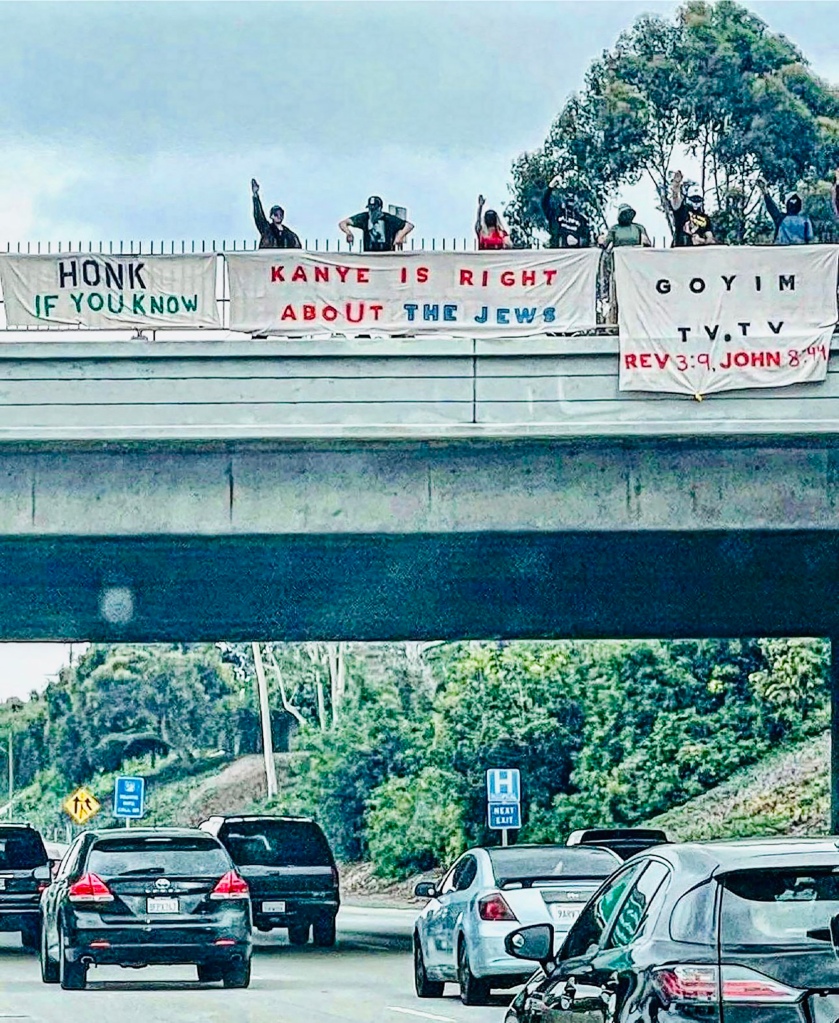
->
[[599, 204, 651, 324], [758, 180, 813, 244]]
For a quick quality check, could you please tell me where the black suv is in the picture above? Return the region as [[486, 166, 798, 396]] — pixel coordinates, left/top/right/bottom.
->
[[0, 823, 51, 950], [200, 815, 339, 947], [40, 827, 252, 990]]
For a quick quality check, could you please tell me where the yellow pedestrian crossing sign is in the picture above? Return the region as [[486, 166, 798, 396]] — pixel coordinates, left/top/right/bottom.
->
[[64, 787, 101, 825]]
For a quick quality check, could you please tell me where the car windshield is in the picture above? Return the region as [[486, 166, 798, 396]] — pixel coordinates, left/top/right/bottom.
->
[[488, 847, 618, 885], [220, 821, 333, 867], [87, 836, 230, 877], [722, 868, 839, 948], [0, 829, 47, 869]]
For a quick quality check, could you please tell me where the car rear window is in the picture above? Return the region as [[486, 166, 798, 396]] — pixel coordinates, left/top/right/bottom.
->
[[0, 829, 47, 869], [721, 868, 839, 949], [488, 847, 619, 885], [220, 820, 333, 868], [87, 836, 230, 877]]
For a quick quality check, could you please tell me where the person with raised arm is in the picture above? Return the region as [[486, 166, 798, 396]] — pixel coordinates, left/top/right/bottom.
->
[[475, 195, 513, 250], [251, 179, 301, 249], [757, 179, 813, 244], [540, 175, 590, 248], [669, 169, 715, 246]]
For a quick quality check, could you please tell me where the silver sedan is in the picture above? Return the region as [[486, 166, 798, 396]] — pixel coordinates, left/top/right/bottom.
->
[[413, 843, 621, 1005]]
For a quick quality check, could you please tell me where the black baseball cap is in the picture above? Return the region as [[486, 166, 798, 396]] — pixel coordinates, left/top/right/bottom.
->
[[367, 196, 383, 209]]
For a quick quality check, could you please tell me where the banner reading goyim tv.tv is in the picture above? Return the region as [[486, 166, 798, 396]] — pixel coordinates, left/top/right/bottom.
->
[[615, 245, 839, 397], [0, 253, 220, 329], [226, 249, 600, 338]]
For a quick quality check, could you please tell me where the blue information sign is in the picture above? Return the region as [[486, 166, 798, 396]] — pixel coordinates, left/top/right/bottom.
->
[[114, 776, 145, 819], [486, 769, 521, 831], [488, 803, 522, 829]]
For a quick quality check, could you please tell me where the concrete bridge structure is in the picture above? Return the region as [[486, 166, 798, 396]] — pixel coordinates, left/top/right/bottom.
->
[[2, 332, 839, 821]]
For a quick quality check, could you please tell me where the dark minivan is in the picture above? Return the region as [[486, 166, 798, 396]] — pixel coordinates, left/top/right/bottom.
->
[[0, 823, 51, 950], [504, 838, 839, 1023], [200, 815, 339, 947]]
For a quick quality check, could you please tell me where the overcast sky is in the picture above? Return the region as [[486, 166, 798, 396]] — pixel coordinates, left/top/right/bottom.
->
[[0, 1, 837, 251], [0, 1, 836, 698]]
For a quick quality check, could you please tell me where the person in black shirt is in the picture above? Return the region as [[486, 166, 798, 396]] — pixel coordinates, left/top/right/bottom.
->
[[541, 175, 591, 248], [251, 179, 302, 249], [669, 170, 715, 246], [339, 196, 414, 252]]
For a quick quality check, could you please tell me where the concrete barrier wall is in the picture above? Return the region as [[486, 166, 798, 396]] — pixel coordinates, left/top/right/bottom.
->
[[0, 338, 838, 440]]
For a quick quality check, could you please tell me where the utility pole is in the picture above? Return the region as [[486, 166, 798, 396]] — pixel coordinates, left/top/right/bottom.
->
[[252, 643, 278, 799], [6, 734, 12, 820]]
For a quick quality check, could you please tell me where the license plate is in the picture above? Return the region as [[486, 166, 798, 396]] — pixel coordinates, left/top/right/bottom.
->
[[147, 897, 179, 914], [262, 901, 286, 913], [549, 904, 582, 924]]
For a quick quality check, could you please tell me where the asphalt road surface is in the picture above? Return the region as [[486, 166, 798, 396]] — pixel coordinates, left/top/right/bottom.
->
[[0, 906, 519, 1023]]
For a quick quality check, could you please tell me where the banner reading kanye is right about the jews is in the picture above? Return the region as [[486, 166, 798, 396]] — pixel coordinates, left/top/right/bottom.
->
[[227, 249, 599, 338]]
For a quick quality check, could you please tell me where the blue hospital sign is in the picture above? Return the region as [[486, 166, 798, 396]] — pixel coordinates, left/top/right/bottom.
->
[[486, 769, 521, 830], [486, 769, 521, 804]]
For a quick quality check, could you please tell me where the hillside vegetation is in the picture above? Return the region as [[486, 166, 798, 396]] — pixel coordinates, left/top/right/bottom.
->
[[1, 639, 831, 877]]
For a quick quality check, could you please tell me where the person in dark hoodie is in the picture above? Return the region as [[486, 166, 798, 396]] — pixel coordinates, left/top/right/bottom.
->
[[251, 179, 302, 249], [541, 175, 591, 248], [758, 180, 813, 244]]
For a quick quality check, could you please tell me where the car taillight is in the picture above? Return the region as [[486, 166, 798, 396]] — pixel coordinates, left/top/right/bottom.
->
[[653, 965, 718, 1003], [67, 873, 114, 903], [478, 893, 517, 922], [653, 966, 802, 1005], [210, 870, 249, 900], [721, 966, 802, 1003]]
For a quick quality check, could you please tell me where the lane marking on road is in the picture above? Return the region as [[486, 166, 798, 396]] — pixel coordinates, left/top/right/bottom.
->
[[386, 1008, 456, 1022]]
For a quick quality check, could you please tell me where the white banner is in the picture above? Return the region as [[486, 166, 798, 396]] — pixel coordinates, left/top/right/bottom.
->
[[616, 245, 839, 397], [0, 254, 220, 329], [226, 250, 599, 338]]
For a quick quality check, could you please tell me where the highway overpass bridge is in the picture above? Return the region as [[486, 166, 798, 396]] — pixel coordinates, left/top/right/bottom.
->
[[1, 332, 839, 820]]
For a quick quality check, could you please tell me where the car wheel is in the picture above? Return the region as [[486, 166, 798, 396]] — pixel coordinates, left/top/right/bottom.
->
[[22, 918, 40, 952], [413, 934, 444, 998], [458, 940, 490, 1006], [222, 957, 251, 989], [197, 964, 223, 983], [312, 917, 336, 948], [59, 928, 87, 991], [288, 924, 310, 946], [40, 921, 59, 984]]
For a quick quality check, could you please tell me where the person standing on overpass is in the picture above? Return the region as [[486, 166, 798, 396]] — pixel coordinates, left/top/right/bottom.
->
[[541, 175, 591, 248], [339, 196, 414, 251], [758, 180, 813, 244], [251, 179, 302, 249]]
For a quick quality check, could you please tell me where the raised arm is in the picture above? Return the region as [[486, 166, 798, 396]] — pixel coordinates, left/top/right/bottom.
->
[[541, 175, 561, 223], [832, 169, 839, 219], [759, 180, 783, 229], [251, 179, 269, 234], [669, 170, 684, 211], [475, 194, 485, 238]]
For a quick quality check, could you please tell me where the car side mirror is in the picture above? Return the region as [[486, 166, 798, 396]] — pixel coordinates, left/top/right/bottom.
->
[[414, 881, 439, 899], [505, 923, 555, 967], [34, 864, 51, 882]]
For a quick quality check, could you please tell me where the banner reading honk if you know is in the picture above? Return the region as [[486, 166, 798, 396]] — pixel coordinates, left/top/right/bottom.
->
[[226, 250, 600, 337], [615, 245, 839, 397], [0, 253, 220, 329]]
